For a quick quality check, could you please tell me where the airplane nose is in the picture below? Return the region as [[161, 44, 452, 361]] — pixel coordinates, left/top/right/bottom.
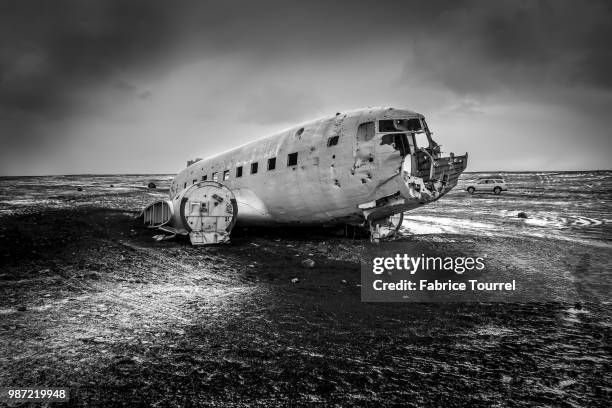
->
[[399, 152, 468, 201]]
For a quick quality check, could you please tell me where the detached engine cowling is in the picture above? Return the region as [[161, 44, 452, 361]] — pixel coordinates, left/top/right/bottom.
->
[[140, 181, 238, 245]]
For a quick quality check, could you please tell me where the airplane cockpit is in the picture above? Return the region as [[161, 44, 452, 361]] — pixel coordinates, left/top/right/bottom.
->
[[377, 118, 441, 159]]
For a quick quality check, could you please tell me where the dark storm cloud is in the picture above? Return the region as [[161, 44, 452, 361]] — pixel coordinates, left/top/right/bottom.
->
[[0, 0, 610, 174], [0, 0, 178, 116], [403, 1, 612, 96], [0, 0, 389, 117], [1, 0, 610, 118]]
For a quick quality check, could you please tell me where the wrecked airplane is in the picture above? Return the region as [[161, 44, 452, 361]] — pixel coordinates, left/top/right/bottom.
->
[[140, 107, 468, 244]]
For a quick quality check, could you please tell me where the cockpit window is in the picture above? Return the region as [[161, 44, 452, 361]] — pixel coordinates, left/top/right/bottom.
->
[[379, 119, 422, 133], [414, 131, 430, 149]]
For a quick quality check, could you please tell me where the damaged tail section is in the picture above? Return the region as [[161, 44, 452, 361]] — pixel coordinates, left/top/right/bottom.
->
[[139, 181, 238, 245]]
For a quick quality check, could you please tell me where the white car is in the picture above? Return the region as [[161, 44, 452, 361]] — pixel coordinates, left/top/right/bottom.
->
[[466, 178, 507, 195]]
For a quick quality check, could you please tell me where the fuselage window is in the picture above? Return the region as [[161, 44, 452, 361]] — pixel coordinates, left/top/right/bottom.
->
[[327, 136, 339, 146], [379, 119, 422, 133], [236, 166, 243, 177], [251, 162, 258, 174], [287, 152, 298, 166], [223, 170, 230, 181], [202, 175, 207, 181], [268, 157, 276, 170], [212, 172, 218, 182], [357, 122, 375, 142]]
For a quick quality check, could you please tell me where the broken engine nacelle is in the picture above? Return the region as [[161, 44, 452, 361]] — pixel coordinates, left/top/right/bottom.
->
[[141, 181, 238, 245]]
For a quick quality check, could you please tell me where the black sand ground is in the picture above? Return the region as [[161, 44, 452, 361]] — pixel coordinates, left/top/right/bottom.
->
[[1, 202, 610, 407]]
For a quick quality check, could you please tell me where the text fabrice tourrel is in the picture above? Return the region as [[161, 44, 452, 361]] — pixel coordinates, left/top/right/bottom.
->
[[370, 254, 514, 292], [361, 251, 533, 302]]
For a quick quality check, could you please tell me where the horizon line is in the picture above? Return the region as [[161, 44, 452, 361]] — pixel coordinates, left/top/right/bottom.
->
[[1, 169, 611, 178]]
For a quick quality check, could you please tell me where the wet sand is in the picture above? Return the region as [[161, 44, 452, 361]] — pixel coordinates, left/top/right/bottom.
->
[[0, 173, 611, 406]]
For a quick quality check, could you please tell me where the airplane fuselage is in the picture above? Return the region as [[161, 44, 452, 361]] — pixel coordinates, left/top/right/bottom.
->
[[169, 107, 467, 228]]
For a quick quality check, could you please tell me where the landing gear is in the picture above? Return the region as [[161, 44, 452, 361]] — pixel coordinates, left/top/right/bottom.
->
[[368, 212, 404, 243]]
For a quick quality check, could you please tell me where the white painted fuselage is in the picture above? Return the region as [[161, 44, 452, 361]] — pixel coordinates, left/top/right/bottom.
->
[[170, 107, 467, 227]]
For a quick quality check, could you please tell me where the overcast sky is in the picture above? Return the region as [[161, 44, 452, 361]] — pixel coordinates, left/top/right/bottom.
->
[[1, 0, 611, 175]]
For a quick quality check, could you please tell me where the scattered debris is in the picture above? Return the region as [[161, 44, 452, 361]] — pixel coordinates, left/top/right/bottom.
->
[[301, 259, 316, 268], [77, 187, 83, 191], [575, 302, 582, 310], [291, 277, 299, 283], [147, 182, 156, 189], [110, 184, 114, 187], [517, 212, 528, 219], [16, 305, 27, 312], [341, 279, 347, 284], [152, 234, 174, 241]]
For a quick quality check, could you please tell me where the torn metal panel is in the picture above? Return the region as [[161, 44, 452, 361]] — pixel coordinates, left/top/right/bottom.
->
[[186, 158, 202, 167], [141, 200, 173, 228]]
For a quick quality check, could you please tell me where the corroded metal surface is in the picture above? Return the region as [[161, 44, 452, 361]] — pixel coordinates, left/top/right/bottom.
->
[[141, 181, 237, 245], [170, 107, 468, 232]]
